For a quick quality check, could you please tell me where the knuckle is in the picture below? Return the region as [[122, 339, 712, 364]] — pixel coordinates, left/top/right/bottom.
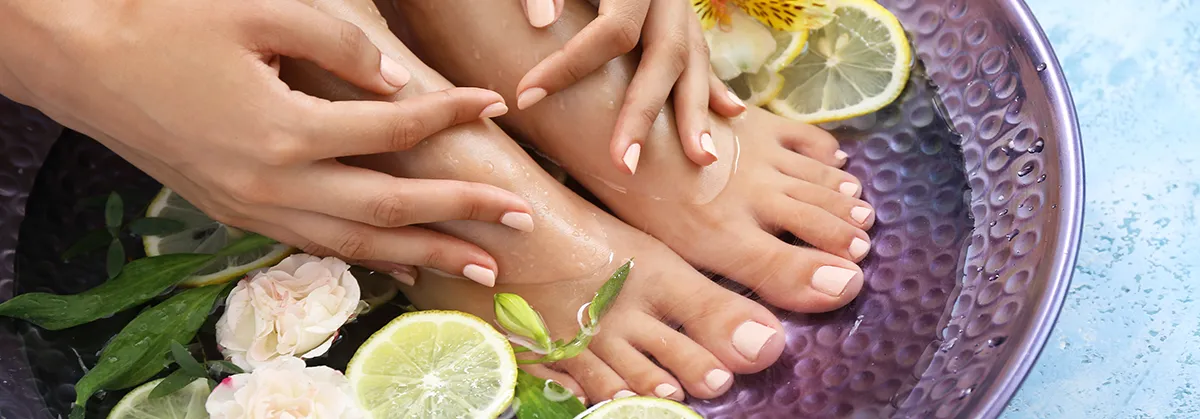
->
[[605, 16, 643, 53], [258, 132, 304, 166], [336, 22, 370, 58], [636, 104, 663, 127], [332, 229, 373, 259], [390, 114, 428, 150], [421, 246, 445, 269], [222, 172, 272, 206], [369, 193, 413, 226]]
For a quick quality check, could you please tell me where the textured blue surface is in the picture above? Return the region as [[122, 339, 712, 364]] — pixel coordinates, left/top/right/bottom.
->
[[1003, 1, 1200, 417]]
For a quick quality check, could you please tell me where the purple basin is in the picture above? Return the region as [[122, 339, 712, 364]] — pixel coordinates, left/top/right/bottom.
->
[[0, 0, 1081, 417]]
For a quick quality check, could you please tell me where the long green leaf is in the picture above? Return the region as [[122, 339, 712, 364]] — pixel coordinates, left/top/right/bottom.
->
[[588, 259, 632, 326], [70, 284, 230, 418], [106, 239, 126, 279], [514, 370, 585, 419], [104, 192, 123, 236], [170, 341, 206, 378], [149, 370, 201, 400], [127, 217, 187, 237], [214, 233, 276, 257], [61, 229, 111, 261]]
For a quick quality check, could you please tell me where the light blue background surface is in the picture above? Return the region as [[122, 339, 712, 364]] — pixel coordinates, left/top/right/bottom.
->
[[1001, 0, 1200, 418]]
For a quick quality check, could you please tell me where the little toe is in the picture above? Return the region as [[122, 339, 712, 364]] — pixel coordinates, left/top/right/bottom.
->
[[761, 193, 872, 262], [774, 152, 864, 198], [623, 313, 737, 399], [554, 350, 630, 403], [725, 233, 866, 312], [590, 334, 684, 401], [782, 178, 877, 230]]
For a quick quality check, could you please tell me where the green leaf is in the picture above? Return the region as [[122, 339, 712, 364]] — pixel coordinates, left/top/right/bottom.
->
[[588, 259, 632, 327], [128, 217, 187, 237], [73, 283, 230, 413], [61, 229, 112, 261], [514, 370, 585, 419], [0, 233, 275, 330], [169, 341, 206, 378], [104, 192, 124, 235], [106, 239, 126, 279], [149, 370, 202, 399], [207, 360, 244, 375]]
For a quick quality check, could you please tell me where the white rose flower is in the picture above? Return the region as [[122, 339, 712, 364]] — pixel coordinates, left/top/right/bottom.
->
[[216, 254, 361, 371], [205, 357, 366, 419]]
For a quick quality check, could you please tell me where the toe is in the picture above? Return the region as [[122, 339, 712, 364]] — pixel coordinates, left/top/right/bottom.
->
[[782, 178, 877, 230], [554, 350, 629, 403], [520, 364, 587, 405], [725, 232, 866, 312], [774, 119, 845, 167], [760, 193, 872, 262], [590, 332, 684, 401], [623, 313, 738, 399], [774, 152, 863, 198]]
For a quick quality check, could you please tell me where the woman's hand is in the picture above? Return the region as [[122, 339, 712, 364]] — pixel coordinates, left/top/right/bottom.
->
[[517, 0, 747, 174], [0, 0, 531, 286]]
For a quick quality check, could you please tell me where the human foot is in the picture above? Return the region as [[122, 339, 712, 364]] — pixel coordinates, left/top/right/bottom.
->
[[281, 0, 786, 402], [391, 0, 875, 312]]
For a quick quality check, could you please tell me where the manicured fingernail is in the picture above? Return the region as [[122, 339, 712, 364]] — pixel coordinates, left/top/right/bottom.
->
[[700, 132, 718, 160], [839, 182, 860, 197], [727, 90, 747, 111], [463, 264, 496, 287], [731, 321, 777, 361], [379, 54, 411, 88], [526, 0, 557, 27], [834, 150, 849, 161], [390, 269, 416, 286], [517, 88, 547, 109], [479, 102, 509, 119], [623, 143, 642, 175], [613, 389, 637, 399], [500, 212, 535, 232], [812, 266, 858, 297], [704, 369, 732, 391], [849, 237, 871, 260], [654, 383, 679, 399], [578, 396, 588, 405], [850, 206, 873, 224]]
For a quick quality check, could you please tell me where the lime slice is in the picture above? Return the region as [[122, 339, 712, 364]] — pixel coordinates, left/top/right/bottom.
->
[[727, 70, 785, 107], [585, 397, 702, 419], [705, 8, 777, 80], [107, 377, 210, 419], [346, 310, 518, 419], [764, 28, 809, 73], [143, 188, 294, 287], [768, 0, 912, 124]]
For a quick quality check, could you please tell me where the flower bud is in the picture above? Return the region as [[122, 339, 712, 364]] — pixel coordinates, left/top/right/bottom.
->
[[494, 293, 553, 352]]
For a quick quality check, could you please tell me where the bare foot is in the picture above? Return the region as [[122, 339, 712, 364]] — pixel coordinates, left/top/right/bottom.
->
[[392, 0, 875, 312], [281, 0, 786, 402]]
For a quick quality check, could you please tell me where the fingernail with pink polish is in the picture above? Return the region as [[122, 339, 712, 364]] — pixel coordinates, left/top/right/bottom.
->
[[379, 54, 411, 88], [391, 268, 416, 286], [526, 0, 557, 27], [700, 133, 718, 160], [463, 264, 496, 287], [834, 150, 849, 162], [727, 90, 746, 111], [517, 88, 547, 110], [623, 143, 642, 175], [479, 102, 509, 119], [500, 212, 535, 232]]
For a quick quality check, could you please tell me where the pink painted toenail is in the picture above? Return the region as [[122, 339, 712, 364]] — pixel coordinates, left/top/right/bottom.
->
[[834, 150, 849, 162], [517, 88, 547, 109], [839, 182, 860, 197], [851, 206, 873, 224], [704, 369, 732, 391], [613, 389, 637, 399], [812, 266, 857, 296], [849, 238, 871, 260], [500, 211, 535, 232], [700, 133, 718, 160], [732, 321, 776, 361], [623, 143, 642, 175], [462, 264, 496, 287], [654, 383, 679, 398]]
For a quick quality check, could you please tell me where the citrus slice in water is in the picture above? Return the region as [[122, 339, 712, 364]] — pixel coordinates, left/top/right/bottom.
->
[[764, 28, 809, 73], [768, 0, 912, 124], [107, 377, 210, 419], [346, 310, 518, 419], [727, 69, 785, 106], [143, 188, 294, 287], [585, 397, 703, 419]]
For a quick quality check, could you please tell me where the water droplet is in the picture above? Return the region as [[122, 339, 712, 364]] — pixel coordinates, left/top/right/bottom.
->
[[1028, 138, 1045, 153], [988, 220, 997, 227], [987, 336, 1007, 347], [1035, 63, 1047, 72], [1036, 174, 1047, 183], [1016, 161, 1034, 177], [959, 386, 975, 399], [997, 209, 1009, 216], [483, 161, 495, 174], [1005, 229, 1019, 241], [988, 272, 1001, 281], [542, 379, 575, 402]]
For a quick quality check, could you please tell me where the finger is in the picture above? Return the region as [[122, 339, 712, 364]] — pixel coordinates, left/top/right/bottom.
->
[[274, 208, 501, 287], [709, 73, 747, 117], [673, 11, 718, 166], [250, 0, 409, 95], [609, 4, 691, 174], [288, 162, 534, 230], [522, 0, 565, 28], [515, 0, 652, 110], [293, 88, 507, 160]]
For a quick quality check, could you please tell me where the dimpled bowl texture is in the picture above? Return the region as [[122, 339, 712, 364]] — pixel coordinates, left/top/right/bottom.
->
[[0, 0, 1081, 417]]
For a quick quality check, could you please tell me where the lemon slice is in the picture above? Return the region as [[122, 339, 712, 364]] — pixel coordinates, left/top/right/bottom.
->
[[346, 310, 518, 419], [143, 188, 294, 287], [727, 70, 784, 106], [705, 8, 777, 80], [768, 0, 912, 124], [585, 397, 702, 419], [764, 28, 809, 73], [107, 377, 210, 419]]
